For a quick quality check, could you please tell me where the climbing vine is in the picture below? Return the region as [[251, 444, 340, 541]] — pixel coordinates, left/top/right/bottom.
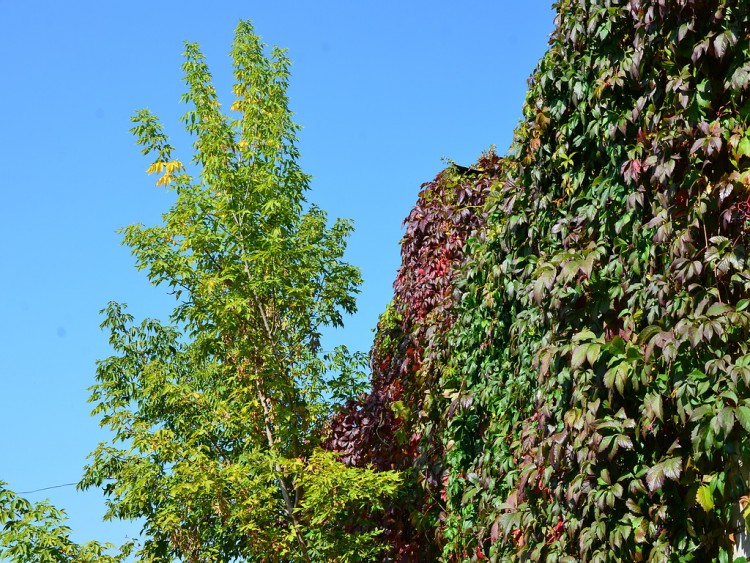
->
[[326, 153, 502, 558], [441, 1, 750, 561]]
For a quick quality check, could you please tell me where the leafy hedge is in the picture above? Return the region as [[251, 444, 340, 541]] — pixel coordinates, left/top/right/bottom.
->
[[439, 0, 750, 561]]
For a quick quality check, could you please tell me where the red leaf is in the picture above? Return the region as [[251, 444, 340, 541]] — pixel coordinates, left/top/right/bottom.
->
[[490, 520, 500, 544]]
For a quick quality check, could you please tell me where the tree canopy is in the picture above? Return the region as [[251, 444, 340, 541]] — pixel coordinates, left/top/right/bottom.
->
[[76, 20, 400, 562]]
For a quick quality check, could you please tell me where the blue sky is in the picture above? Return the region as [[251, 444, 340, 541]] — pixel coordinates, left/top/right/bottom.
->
[[0, 0, 554, 551]]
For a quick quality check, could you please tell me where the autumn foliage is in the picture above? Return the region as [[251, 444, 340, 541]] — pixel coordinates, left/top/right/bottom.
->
[[439, 0, 750, 561], [325, 153, 503, 558], [7, 2, 750, 561], [329, 0, 750, 561]]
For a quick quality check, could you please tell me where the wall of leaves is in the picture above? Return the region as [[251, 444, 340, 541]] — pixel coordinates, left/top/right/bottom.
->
[[326, 0, 750, 560], [439, 0, 750, 561], [325, 154, 502, 559]]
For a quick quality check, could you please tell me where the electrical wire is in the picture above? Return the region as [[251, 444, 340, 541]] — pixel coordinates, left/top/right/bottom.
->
[[18, 482, 78, 494]]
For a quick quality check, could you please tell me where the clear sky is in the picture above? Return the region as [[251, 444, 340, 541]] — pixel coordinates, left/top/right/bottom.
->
[[0, 0, 554, 551]]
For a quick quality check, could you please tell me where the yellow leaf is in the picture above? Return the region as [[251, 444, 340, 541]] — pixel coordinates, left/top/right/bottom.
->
[[156, 173, 172, 187], [165, 160, 183, 174], [146, 161, 166, 175]]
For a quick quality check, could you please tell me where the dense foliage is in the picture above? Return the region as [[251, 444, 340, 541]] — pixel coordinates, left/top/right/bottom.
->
[[78, 21, 400, 562], [439, 0, 750, 561], [0, 482, 130, 562], [325, 154, 500, 559], [9, 3, 750, 561]]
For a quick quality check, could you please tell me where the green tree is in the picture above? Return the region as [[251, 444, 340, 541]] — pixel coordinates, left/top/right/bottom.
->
[[80, 21, 400, 562], [0, 482, 131, 562]]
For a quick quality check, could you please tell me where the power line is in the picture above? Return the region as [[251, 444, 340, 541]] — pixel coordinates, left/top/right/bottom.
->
[[18, 482, 78, 494]]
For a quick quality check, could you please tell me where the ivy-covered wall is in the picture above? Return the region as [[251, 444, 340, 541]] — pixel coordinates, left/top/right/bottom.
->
[[440, 0, 750, 561], [326, 0, 750, 560]]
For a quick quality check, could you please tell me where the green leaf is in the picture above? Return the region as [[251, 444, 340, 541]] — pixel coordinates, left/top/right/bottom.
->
[[738, 137, 750, 159], [706, 303, 732, 317], [604, 365, 617, 390], [697, 485, 714, 511], [586, 343, 601, 366], [571, 344, 589, 370], [637, 325, 662, 345], [714, 31, 729, 59], [736, 406, 750, 432], [661, 457, 682, 481], [718, 406, 735, 435], [646, 464, 665, 492], [644, 393, 663, 422]]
